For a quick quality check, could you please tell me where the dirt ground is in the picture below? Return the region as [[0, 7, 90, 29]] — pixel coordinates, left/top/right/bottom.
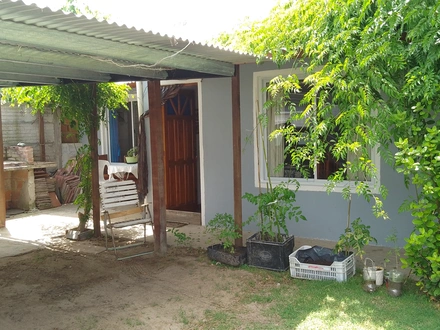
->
[[0, 241, 275, 330]]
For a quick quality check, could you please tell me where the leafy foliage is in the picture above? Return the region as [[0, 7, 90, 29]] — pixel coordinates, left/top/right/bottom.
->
[[206, 213, 242, 253], [126, 146, 138, 157], [61, 0, 110, 21], [70, 144, 92, 231], [167, 228, 192, 247], [2, 83, 129, 227], [219, 0, 440, 299], [243, 180, 306, 242], [335, 217, 377, 260]]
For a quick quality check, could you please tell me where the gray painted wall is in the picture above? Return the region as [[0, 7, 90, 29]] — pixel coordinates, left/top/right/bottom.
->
[[235, 62, 414, 247], [200, 78, 235, 223]]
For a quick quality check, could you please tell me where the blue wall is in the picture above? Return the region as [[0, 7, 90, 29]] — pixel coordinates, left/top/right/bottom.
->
[[236, 62, 414, 247]]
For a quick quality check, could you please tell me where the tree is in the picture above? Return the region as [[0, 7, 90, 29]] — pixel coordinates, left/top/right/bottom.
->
[[2, 83, 129, 231], [61, 0, 110, 21], [220, 0, 440, 299]]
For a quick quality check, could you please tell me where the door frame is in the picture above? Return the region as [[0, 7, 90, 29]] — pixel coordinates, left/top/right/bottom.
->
[[160, 79, 205, 225]]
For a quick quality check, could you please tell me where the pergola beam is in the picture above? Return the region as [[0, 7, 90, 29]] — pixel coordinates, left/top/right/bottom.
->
[[0, 72, 61, 85], [0, 44, 168, 80], [0, 60, 111, 82]]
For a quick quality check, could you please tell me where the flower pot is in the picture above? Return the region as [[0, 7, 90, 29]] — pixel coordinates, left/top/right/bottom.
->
[[125, 156, 138, 164], [65, 228, 94, 241], [246, 232, 295, 271], [375, 266, 384, 286], [207, 244, 247, 267]]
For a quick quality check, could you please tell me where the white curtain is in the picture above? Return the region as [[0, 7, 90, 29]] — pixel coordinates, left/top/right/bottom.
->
[[267, 106, 285, 177]]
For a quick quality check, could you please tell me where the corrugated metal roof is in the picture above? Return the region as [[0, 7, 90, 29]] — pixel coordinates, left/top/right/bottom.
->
[[2, 0, 256, 63], [0, 0, 258, 87]]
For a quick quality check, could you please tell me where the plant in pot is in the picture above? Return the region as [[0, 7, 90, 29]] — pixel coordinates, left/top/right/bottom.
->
[[206, 213, 246, 267], [125, 146, 138, 164], [243, 179, 306, 271], [334, 188, 379, 280], [384, 231, 405, 297]]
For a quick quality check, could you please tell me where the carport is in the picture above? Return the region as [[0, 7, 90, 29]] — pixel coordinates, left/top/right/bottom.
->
[[0, 0, 255, 253]]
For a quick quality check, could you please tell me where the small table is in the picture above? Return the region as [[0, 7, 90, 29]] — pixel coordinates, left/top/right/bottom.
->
[[107, 162, 138, 180]]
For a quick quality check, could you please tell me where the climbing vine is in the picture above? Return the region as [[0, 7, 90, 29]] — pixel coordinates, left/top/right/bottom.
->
[[219, 0, 440, 299]]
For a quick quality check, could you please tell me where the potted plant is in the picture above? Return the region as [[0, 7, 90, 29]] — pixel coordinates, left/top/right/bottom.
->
[[243, 179, 306, 271], [206, 213, 246, 267], [384, 231, 405, 297], [334, 217, 377, 261], [125, 146, 138, 164]]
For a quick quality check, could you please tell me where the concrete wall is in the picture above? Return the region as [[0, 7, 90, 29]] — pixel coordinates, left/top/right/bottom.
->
[[2, 104, 56, 163]]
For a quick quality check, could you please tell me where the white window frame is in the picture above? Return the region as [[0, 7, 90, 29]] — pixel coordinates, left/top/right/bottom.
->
[[253, 68, 381, 193], [99, 90, 138, 161]]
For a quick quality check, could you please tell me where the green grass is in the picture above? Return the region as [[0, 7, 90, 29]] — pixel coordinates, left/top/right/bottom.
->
[[192, 266, 440, 330]]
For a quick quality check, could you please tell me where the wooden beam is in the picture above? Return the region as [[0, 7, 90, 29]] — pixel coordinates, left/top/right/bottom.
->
[[232, 65, 243, 247], [231, 65, 243, 247], [0, 44, 167, 80], [0, 102, 5, 228], [0, 20, 235, 77], [148, 80, 167, 254], [90, 84, 101, 236], [0, 72, 61, 85], [0, 60, 111, 82]]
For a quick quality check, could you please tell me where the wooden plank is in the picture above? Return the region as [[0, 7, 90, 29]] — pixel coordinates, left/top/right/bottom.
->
[[232, 65, 243, 247], [102, 206, 144, 220], [149, 80, 167, 254]]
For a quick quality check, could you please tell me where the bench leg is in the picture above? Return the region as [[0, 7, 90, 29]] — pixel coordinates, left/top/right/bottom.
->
[[109, 226, 118, 257]]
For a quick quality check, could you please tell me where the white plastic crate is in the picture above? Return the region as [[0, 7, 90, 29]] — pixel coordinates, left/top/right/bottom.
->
[[289, 245, 356, 282]]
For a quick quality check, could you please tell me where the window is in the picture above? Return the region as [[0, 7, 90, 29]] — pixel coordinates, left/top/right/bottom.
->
[[253, 68, 380, 192], [107, 91, 139, 163]]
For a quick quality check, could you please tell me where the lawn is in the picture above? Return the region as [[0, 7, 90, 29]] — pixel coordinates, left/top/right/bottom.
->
[[190, 264, 440, 330]]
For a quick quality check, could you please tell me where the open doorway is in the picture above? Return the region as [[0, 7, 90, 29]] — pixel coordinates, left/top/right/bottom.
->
[[162, 83, 201, 223]]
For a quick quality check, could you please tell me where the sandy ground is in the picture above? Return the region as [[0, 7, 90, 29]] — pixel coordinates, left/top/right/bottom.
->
[[0, 205, 400, 330], [0, 205, 271, 330], [0, 243, 272, 330]]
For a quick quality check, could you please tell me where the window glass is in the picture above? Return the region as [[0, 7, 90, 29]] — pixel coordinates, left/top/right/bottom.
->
[[262, 77, 372, 185]]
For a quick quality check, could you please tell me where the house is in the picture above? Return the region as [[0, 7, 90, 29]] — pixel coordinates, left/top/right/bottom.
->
[[0, 0, 413, 249]]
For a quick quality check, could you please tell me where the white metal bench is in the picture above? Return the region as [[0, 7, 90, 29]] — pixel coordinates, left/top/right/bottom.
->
[[99, 180, 153, 260]]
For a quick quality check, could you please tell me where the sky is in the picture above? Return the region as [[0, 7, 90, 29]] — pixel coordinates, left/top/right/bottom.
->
[[29, 0, 281, 42]]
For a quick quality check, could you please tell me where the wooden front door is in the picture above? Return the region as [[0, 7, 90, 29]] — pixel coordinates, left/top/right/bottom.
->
[[164, 89, 199, 211]]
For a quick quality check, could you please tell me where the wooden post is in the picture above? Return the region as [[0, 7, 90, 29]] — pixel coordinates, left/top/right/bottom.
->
[[148, 80, 167, 254], [0, 102, 6, 227], [232, 65, 243, 247], [90, 83, 101, 236], [39, 112, 46, 161]]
